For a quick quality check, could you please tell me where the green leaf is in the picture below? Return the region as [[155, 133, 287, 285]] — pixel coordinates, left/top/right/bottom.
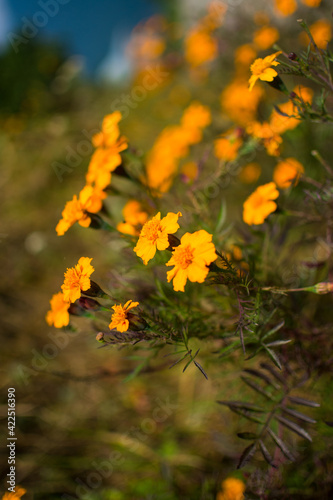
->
[[237, 432, 258, 440], [262, 345, 282, 370], [267, 428, 295, 462], [281, 407, 317, 424], [261, 320, 285, 341], [241, 376, 273, 400], [275, 415, 312, 442]]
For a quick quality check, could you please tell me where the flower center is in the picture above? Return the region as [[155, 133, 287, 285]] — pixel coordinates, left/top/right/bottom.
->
[[112, 305, 126, 323], [174, 244, 194, 269], [142, 219, 162, 242], [252, 60, 267, 76]]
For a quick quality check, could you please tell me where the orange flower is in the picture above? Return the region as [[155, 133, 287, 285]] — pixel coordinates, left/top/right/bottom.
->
[[239, 162, 261, 184], [117, 200, 148, 236], [61, 257, 94, 303], [2, 488, 27, 500], [249, 51, 282, 91], [273, 157, 304, 188], [181, 102, 212, 130], [92, 112, 122, 148], [46, 292, 70, 328], [185, 28, 218, 67], [109, 300, 139, 332], [216, 477, 245, 500], [243, 182, 279, 225], [166, 230, 217, 292], [301, 19, 332, 49], [253, 26, 279, 50], [247, 121, 282, 156], [301, 0, 322, 7], [134, 212, 182, 265], [56, 185, 107, 236], [274, 0, 297, 16], [221, 79, 263, 126], [181, 161, 199, 182], [269, 85, 313, 134], [234, 44, 257, 73], [214, 129, 243, 161]]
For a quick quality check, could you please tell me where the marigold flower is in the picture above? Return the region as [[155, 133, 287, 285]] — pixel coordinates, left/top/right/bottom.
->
[[214, 132, 243, 162], [56, 185, 107, 236], [181, 161, 199, 182], [274, 0, 297, 16], [92, 112, 122, 148], [221, 79, 263, 126], [301, 19, 332, 49], [46, 292, 70, 328], [109, 300, 139, 332], [247, 121, 282, 156], [134, 212, 182, 265], [181, 102, 212, 130], [253, 26, 279, 50], [117, 200, 148, 236], [216, 477, 245, 500], [166, 230, 217, 292], [249, 51, 282, 91], [269, 85, 313, 134], [2, 487, 27, 500], [238, 162, 261, 184], [61, 257, 94, 303], [273, 157, 304, 188], [185, 28, 218, 67], [243, 182, 279, 225], [234, 44, 257, 71]]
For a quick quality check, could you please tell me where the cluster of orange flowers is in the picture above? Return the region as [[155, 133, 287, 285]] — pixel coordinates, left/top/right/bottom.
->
[[56, 112, 127, 236], [145, 101, 211, 193], [2, 487, 26, 500], [185, 1, 226, 68]]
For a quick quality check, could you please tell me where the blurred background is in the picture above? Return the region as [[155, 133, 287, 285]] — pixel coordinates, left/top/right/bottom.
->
[[1, 0, 332, 498]]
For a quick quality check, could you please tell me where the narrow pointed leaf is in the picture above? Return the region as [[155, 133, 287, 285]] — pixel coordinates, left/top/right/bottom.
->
[[282, 407, 316, 424], [193, 360, 208, 380], [287, 396, 320, 408], [260, 363, 285, 385], [276, 415, 312, 442], [266, 340, 292, 347], [217, 400, 265, 412], [241, 376, 273, 400], [219, 340, 241, 358], [259, 439, 276, 468], [261, 320, 284, 341], [237, 432, 258, 440], [168, 350, 191, 369], [237, 442, 256, 469], [243, 368, 279, 389], [267, 428, 295, 461], [231, 408, 265, 424], [262, 346, 282, 370]]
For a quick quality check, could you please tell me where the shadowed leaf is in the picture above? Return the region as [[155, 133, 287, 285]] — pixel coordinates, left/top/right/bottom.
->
[[276, 415, 312, 442], [267, 428, 295, 462], [263, 346, 282, 370], [259, 439, 276, 468], [260, 362, 285, 385], [237, 432, 258, 440], [237, 442, 256, 469], [287, 396, 320, 408], [243, 368, 279, 389], [217, 401, 265, 412], [193, 360, 208, 380], [261, 320, 285, 341], [282, 407, 317, 424], [241, 376, 273, 400]]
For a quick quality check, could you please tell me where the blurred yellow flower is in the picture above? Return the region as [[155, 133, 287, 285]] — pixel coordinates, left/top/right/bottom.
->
[[2, 488, 27, 500], [185, 28, 218, 67], [181, 102, 212, 130], [274, 0, 297, 16], [238, 162, 261, 184], [221, 79, 263, 126], [234, 44, 257, 72], [109, 300, 139, 332], [166, 230, 217, 292], [61, 257, 94, 303], [216, 477, 245, 500], [46, 292, 70, 328], [56, 185, 107, 236], [134, 212, 182, 265], [249, 51, 282, 91], [273, 157, 304, 188], [214, 129, 243, 161], [117, 200, 149, 236], [301, 19, 332, 49], [92, 112, 122, 148], [253, 26, 280, 50], [247, 121, 282, 156], [243, 182, 279, 225], [181, 161, 199, 182], [269, 85, 313, 134], [301, 0, 322, 6]]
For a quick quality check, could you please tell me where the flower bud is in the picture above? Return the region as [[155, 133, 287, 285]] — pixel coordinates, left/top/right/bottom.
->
[[312, 282, 333, 294], [167, 234, 181, 250], [127, 313, 148, 331], [288, 52, 298, 61], [87, 212, 115, 231], [96, 332, 106, 343], [78, 297, 101, 311], [83, 280, 109, 299], [267, 75, 288, 94]]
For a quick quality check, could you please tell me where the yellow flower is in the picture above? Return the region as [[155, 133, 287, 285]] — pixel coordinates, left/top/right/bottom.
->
[[181, 102, 212, 130], [166, 230, 217, 292], [117, 200, 148, 236], [61, 257, 94, 303], [109, 300, 139, 332], [274, 0, 297, 16], [301, 19, 332, 49], [246, 121, 282, 156], [216, 477, 245, 500], [243, 182, 279, 225], [46, 292, 70, 328], [92, 112, 122, 148], [253, 26, 280, 50], [273, 157, 304, 188], [221, 79, 263, 126], [2, 487, 27, 500], [185, 28, 218, 67], [134, 212, 182, 265], [56, 185, 107, 236], [249, 51, 282, 91], [214, 130, 243, 161], [181, 161, 199, 182], [301, 0, 322, 7], [238, 162, 261, 184]]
